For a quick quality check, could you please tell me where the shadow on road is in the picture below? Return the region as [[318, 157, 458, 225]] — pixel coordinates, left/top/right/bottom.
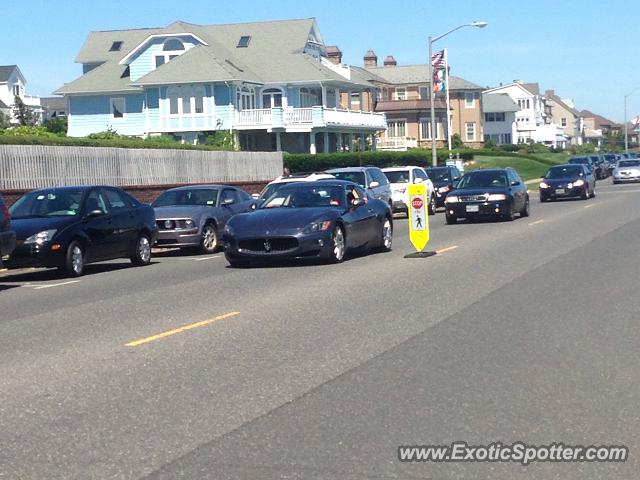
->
[[0, 261, 160, 283]]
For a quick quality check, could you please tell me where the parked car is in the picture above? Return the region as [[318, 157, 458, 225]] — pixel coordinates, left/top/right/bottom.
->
[[325, 166, 392, 209], [425, 165, 463, 208], [0, 194, 16, 266], [381, 166, 436, 216], [223, 180, 393, 266], [603, 153, 618, 176], [6, 186, 158, 277], [444, 168, 529, 223], [588, 155, 607, 179], [568, 156, 597, 177], [539, 164, 595, 201], [612, 159, 640, 184], [152, 185, 256, 253], [254, 172, 335, 202]]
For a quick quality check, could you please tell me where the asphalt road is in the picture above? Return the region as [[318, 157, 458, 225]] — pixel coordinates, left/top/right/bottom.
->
[[1, 181, 640, 479]]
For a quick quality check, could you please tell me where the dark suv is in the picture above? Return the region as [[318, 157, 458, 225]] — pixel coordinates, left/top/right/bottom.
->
[[0, 194, 17, 266], [426, 165, 462, 207]]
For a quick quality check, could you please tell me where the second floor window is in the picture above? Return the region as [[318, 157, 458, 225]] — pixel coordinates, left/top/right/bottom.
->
[[300, 87, 321, 107], [465, 92, 475, 108], [237, 86, 256, 110], [167, 86, 206, 115], [394, 88, 407, 101], [262, 88, 283, 109], [155, 38, 186, 68], [387, 120, 406, 138], [485, 112, 506, 122], [561, 117, 567, 127], [12, 85, 21, 97]]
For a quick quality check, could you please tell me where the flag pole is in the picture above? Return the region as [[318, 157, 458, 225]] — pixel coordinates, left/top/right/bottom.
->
[[445, 48, 452, 153]]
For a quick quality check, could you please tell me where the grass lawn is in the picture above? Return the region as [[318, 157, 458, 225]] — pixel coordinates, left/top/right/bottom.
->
[[464, 155, 558, 182]]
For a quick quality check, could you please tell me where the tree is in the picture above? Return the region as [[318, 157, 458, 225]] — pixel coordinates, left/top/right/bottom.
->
[[451, 133, 464, 149], [44, 117, 68, 136], [0, 111, 9, 130], [12, 95, 39, 126]]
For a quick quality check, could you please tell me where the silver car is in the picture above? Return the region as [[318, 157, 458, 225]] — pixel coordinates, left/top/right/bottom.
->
[[325, 166, 393, 209], [153, 185, 256, 253], [612, 159, 640, 184]]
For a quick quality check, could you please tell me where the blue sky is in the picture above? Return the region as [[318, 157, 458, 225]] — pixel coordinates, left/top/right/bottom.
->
[[8, 0, 640, 123]]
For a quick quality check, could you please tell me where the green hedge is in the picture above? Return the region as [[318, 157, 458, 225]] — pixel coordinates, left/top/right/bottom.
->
[[283, 149, 475, 172], [0, 133, 234, 151]]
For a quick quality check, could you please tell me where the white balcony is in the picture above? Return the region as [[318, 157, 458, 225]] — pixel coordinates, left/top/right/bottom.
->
[[376, 137, 418, 151], [233, 106, 386, 131]]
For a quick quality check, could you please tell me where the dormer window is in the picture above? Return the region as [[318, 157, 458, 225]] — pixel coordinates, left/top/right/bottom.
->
[[109, 41, 123, 51], [163, 38, 185, 51], [155, 38, 186, 69], [237, 36, 251, 48]]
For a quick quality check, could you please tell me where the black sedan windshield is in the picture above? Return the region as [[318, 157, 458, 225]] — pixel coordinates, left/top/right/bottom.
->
[[153, 189, 218, 207], [10, 189, 84, 219], [426, 168, 450, 182], [262, 185, 344, 209], [569, 157, 589, 164], [457, 171, 508, 188], [546, 166, 583, 178]]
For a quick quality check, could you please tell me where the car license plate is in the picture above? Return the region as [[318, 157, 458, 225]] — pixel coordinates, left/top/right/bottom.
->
[[466, 204, 479, 213], [555, 188, 565, 195]]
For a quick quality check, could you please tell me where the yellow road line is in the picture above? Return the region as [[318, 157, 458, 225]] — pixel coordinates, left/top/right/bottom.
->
[[528, 219, 545, 226], [435, 245, 459, 255], [125, 311, 240, 347]]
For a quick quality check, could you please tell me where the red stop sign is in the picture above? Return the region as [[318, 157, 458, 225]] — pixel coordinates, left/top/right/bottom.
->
[[412, 197, 423, 210]]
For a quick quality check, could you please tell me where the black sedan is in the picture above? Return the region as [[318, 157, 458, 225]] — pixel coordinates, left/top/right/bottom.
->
[[222, 180, 393, 267], [539, 164, 595, 202], [444, 168, 529, 223], [7, 186, 158, 276], [152, 185, 256, 253], [426, 165, 462, 207]]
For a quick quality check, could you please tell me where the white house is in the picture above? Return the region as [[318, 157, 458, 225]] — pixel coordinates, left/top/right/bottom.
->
[[483, 81, 565, 147], [0, 65, 42, 124]]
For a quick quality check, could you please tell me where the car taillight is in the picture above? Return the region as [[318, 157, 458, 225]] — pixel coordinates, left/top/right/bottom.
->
[[1, 204, 10, 225]]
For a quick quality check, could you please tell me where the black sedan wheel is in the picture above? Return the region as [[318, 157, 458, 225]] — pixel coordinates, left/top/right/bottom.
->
[[329, 225, 346, 263], [445, 215, 457, 225], [380, 217, 393, 251], [520, 197, 530, 217], [504, 204, 516, 221], [200, 224, 218, 254], [131, 234, 152, 266], [581, 186, 589, 200], [62, 241, 84, 277], [590, 186, 596, 198]]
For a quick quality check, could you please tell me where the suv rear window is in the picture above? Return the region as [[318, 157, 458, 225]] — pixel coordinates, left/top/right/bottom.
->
[[331, 171, 366, 188]]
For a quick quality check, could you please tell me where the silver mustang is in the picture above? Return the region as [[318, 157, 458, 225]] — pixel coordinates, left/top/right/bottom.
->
[[613, 159, 640, 184]]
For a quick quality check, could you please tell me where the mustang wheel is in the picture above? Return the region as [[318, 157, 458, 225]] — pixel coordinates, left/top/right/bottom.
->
[[380, 217, 393, 251], [200, 224, 218, 254], [62, 241, 84, 277], [131, 234, 152, 266], [329, 225, 345, 263]]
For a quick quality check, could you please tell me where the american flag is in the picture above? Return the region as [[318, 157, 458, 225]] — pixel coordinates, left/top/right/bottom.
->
[[431, 50, 445, 68]]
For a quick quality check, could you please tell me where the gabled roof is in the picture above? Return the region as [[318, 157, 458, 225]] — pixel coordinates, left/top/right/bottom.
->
[[544, 90, 581, 117], [366, 64, 482, 90], [0, 65, 23, 83], [484, 81, 536, 97], [61, 18, 376, 94], [482, 93, 519, 113], [520, 82, 539, 95], [0, 99, 8, 109], [580, 110, 621, 129]]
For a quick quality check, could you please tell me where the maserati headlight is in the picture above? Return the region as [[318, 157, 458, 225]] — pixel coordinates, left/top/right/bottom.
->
[[444, 195, 459, 203], [487, 194, 507, 201], [24, 229, 57, 245], [304, 220, 332, 234]]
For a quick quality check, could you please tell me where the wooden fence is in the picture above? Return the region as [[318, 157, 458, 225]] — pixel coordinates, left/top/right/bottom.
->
[[0, 145, 282, 190]]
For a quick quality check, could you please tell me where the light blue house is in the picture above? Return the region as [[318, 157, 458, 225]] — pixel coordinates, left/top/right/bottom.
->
[[55, 19, 387, 153]]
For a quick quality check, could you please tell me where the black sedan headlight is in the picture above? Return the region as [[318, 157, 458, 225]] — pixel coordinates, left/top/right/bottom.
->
[[303, 220, 332, 234]]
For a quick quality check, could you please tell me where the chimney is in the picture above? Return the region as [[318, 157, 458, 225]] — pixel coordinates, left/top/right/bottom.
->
[[326, 45, 342, 65], [364, 50, 378, 68], [545, 89, 555, 97], [383, 55, 397, 67]]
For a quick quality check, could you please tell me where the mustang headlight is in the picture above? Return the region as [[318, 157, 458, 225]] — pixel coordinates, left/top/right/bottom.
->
[[487, 194, 507, 201], [438, 186, 451, 194], [445, 195, 459, 203], [540, 182, 549, 189], [184, 219, 196, 229], [304, 220, 332, 234], [24, 229, 57, 245]]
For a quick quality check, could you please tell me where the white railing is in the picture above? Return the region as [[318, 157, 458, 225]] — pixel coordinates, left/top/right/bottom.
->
[[376, 137, 418, 151], [285, 107, 313, 124], [236, 108, 273, 126], [324, 108, 386, 129]]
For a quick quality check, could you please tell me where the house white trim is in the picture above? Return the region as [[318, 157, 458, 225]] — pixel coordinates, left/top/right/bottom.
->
[[119, 33, 209, 65]]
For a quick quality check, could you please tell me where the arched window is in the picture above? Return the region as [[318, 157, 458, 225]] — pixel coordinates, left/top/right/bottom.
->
[[262, 88, 283, 108], [163, 38, 185, 51]]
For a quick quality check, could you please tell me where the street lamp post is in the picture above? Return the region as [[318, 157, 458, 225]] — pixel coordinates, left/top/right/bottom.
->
[[429, 21, 487, 167], [624, 88, 639, 153]]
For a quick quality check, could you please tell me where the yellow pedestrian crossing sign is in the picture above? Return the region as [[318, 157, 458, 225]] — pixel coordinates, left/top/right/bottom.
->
[[407, 183, 429, 252]]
